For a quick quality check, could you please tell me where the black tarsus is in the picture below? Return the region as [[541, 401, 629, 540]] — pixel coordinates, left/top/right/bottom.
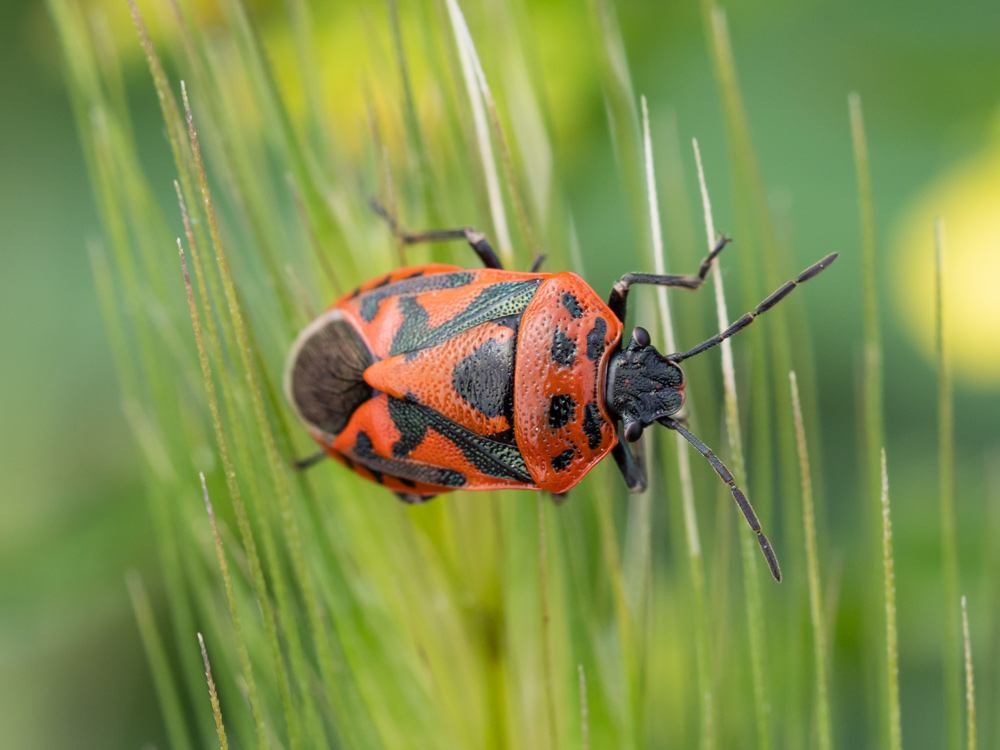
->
[[370, 199, 504, 270], [662, 417, 781, 581], [607, 234, 730, 322], [668, 252, 839, 363]]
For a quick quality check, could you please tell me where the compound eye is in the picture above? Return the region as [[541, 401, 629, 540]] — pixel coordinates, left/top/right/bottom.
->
[[624, 421, 643, 442], [632, 327, 651, 348]]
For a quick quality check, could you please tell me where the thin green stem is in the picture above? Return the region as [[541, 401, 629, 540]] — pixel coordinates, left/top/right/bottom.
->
[[695, 137, 771, 749], [180, 245, 274, 749], [126, 572, 193, 750], [642, 96, 714, 748], [961, 596, 977, 750], [936, 217, 962, 750], [197, 631, 230, 750], [790, 371, 831, 750], [538, 495, 561, 750], [880, 449, 902, 750]]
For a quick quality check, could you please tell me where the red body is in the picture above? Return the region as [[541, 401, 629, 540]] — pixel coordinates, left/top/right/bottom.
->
[[286, 264, 623, 497]]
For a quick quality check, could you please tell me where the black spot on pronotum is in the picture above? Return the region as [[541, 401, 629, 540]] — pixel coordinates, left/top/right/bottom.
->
[[551, 448, 576, 472], [582, 402, 604, 450], [548, 394, 577, 430], [586, 318, 607, 361], [452, 337, 516, 419], [561, 291, 583, 318], [551, 328, 576, 366]]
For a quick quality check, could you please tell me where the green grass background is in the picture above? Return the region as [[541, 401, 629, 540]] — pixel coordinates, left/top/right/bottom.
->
[[1, 0, 999, 747]]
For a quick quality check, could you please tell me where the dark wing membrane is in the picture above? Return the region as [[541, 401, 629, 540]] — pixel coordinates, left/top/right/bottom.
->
[[286, 312, 373, 436]]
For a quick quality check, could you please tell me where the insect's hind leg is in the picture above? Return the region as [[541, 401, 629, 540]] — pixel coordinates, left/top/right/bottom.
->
[[606, 234, 730, 322], [369, 199, 503, 270]]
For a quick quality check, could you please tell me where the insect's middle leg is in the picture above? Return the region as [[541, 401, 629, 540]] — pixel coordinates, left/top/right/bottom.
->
[[606, 235, 730, 322], [370, 200, 503, 269], [611, 425, 647, 493]]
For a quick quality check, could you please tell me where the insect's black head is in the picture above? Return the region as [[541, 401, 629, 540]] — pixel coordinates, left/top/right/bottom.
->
[[605, 327, 685, 442]]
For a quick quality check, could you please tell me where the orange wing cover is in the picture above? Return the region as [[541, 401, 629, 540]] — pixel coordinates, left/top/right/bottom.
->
[[291, 264, 621, 496]]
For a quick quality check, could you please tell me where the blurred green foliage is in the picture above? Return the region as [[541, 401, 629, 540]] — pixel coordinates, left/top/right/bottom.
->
[[2, 0, 999, 747]]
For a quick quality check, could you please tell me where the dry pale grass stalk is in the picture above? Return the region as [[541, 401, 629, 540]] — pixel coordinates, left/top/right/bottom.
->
[[961, 596, 976, 750], [880, 449, 902, 750], [198, 632, 230, 750], [641, 95, 714, 747]]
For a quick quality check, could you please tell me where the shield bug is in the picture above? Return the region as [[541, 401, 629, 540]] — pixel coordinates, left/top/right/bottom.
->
[[285, 206, 837, 580]]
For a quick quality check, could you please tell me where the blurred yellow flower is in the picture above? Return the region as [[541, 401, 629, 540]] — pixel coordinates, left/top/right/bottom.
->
[[892, 118, 1000, 386]]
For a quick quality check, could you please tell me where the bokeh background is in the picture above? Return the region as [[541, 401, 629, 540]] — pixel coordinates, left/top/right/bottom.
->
[[2, 0, 999, 747]]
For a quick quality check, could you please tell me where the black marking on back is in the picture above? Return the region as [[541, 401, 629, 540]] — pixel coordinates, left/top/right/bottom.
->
[[390, 279, 541, 357], [493, 314, 520, 332], [551, 328, 576, 366], [452, 336, 516, 420], [561, 291, 583, 318], [360, 296, 380, 322], [352, 430, 465, 487], [357, 271, 474, 326], [586, 317, 608, 361], [290, 316, 373, 436], [582, 402, 604, 450], [548, 394, 577, 430], [551, 447, 576, 472], [387, 395, 532, 483]]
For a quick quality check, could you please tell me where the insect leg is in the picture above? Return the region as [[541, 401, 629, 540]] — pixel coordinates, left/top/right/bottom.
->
[[293, 450, 328, 471], [667, 253, 838, 363], [529, 254, 547, 273], [611, 425, 648, 493], [661, 416, 781, 581], [370, 199, 503, 269], [395, 492, 437, 504], [606, 234, 730, 321]]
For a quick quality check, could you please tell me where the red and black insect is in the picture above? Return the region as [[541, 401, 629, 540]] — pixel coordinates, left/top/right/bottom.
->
[[285, 206, 837, 580]]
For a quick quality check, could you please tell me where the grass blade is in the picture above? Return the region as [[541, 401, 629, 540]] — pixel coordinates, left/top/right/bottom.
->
[[642, 96, 714, 748], [936, 217, 962, 750], [198, 632, 230, 750], [694, 137, 771, 748], [849, 91, 890, 745], [789, 371, 832, 750], [961, 596, 977, 750], [197, 469, 267, 748], [444, 0, 514, 263], [880, 449, 902, 750], [126, 572, 193, 750], [538, 494, 561, 750]]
